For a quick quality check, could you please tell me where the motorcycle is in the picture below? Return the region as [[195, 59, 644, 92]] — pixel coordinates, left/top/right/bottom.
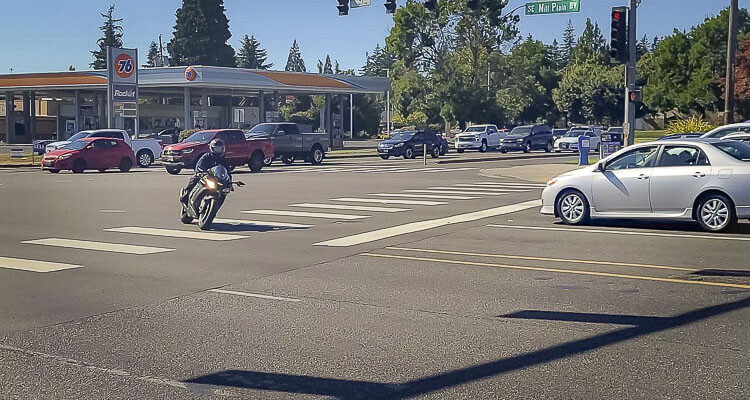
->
[[179, 165, 245, 230]]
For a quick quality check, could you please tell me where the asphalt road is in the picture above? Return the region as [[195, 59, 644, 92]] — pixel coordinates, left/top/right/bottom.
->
[[0, 153, 748, 399]]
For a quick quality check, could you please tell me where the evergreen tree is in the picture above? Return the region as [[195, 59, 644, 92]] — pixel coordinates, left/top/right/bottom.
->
[[236, 35, 272, 69], [285, 40, 307, 72], [636, 34, 651, 60], [145, 40, 158, 67], [561, 20, 576, 65], [323, 55, 333, 74], [167, 0, 236, 67], [68, 65, 76, 71], [572, 19, 607, 64], [361, 44, 396, 77], [550, 39, 564, 69], [90, 5, 123, 70]]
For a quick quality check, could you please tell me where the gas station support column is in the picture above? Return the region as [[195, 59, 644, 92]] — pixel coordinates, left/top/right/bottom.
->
[[29, 92, 36, 142], [4, 92, 15, 144], [183, 87, 192, 130], [259, 90, 265, 123]]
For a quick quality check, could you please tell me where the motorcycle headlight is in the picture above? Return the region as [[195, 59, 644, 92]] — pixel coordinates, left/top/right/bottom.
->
[[183, 148, 194, 154], [206, 179, 217, 189], [394, 143, 405, 148]]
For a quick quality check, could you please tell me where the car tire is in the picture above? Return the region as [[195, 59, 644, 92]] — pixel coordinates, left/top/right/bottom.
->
[[479, 140, 488, 153], [310, 146, 324, 165], [431, 146, 440, 159], [696, 194, 737, 233], [545, 141, 553, 153], [166, 166, 182, 175], [136, 150, 154, 168], [500, 148, 508, 154], [556, 190, 589, 225], [281, 156, 295, 165], [48, 169, 60, 174], [249, 152, 264, 172], [523, 142, 532, 153], [440, 144, 447, 155], [72, 159, 86, 173], [457, 148, 464, 154], [119, 158, 133, 172], [381, 155, 390, 160], [404, 147, 415, 159]]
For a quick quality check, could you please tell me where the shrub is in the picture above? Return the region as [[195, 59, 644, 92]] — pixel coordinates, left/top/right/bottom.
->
[[665, 117, 715, 134]]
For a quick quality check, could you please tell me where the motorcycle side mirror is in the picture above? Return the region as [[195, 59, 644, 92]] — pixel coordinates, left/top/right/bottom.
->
[[235, 181, 246, 187]]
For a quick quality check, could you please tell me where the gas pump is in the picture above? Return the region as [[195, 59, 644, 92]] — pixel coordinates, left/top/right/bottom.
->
[[578, 135, 591, 166]]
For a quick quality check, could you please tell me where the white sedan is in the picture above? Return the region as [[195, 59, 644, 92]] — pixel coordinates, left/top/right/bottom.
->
[[541, 139, 750, 232]]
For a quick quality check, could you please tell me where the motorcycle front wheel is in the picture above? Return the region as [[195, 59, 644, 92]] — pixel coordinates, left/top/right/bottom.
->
[[198, 198, 218, 230]]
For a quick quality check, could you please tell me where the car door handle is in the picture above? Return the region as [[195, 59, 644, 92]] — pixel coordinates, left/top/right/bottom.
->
[[637, 174, 649, 180], [693, 172, 706, 178]]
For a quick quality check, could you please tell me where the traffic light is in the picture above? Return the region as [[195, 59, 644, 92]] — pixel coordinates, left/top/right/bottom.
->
[[337, 0, 349, 16], [610, 6, 629, 64], [425, 0, 437, 12], [385, 0, 397, 14], [467, 0, 479, 10]]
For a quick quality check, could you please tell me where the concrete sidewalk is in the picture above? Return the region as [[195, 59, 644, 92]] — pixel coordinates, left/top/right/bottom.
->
[[479, 163, 584, 183]]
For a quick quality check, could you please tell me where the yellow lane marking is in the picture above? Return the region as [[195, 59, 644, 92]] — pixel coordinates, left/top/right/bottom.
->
[[386, 247, 695, 272], [361, 253, 750, 290]]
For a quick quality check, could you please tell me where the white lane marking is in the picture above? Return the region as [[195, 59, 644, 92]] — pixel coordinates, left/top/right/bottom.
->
[[487, 224, 750, 242], [421, 167, 477, 173], [370, 168, 412, 174], [315, 200, 542, 247], [413, 189, 507, 196], [448, 186, 532, 192], [212, 218, 313, 228], [241, 210, 370, 220], [369, 193, 479, 200], [103, 227, 247, 241], [0, 256, 83, 273], [289, 203, 409, 213], [208, 289, 301, 302], [99, 209, 126, 213], [23, 238, 174, 254], [332, 197, 448, 206], [470, 182, 547, 188], [51, 180, 72, 184]]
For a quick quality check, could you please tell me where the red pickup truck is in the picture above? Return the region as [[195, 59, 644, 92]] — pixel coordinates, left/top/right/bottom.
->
[[161, 129, 273, 175]]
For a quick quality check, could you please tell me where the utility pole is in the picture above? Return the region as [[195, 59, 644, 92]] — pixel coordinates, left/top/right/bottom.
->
[[158, 34, 165, 67], [725, 0, 739, 124], [623, 0, 639, 147]]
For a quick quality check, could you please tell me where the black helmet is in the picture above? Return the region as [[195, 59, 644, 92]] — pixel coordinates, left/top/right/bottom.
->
[[209, 139, 225, 156]]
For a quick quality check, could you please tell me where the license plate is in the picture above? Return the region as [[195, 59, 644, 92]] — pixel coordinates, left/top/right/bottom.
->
[[44, 161, 54, 166], [163, 156, 174, 162]]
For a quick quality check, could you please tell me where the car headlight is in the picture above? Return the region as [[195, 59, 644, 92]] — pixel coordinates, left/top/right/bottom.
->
[[394, 143, 404, 148], [546, 179, 558, 187], [58, 153, 72, 160], [183, 148, 194, 154]]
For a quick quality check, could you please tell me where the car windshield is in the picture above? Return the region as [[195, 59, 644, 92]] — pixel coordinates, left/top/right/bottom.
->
[[247, 124, 275, 136], [510, 126, 532, 135], [563, 130, 587, 137], [68, 132, 89, 141], [713, 141, 750, 162], [390, 131, 416, 141], [184, 131, 215, 143], [64, 140, 89, 150], [465, 127, 485, 133]]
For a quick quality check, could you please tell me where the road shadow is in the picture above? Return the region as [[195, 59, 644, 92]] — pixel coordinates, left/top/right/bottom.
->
[[692, 269, 750, 277], [184, 297, 750, 399], [202, 222, 308, 233], [557, 219, 750, 235]]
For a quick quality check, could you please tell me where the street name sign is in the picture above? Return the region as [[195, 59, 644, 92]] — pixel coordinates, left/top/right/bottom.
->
[[525, 0, 580, 15]]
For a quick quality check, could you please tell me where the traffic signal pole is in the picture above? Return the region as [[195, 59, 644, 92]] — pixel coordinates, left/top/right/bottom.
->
[[725, 0, 739, 124], [623, 0, 638, 147]]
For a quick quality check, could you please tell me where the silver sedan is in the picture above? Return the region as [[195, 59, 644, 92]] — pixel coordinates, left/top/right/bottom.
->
[[541, 139, 750, 232]]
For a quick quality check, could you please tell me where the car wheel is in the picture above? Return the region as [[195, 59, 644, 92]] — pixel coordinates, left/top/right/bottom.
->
[[48, 169, 60, 174], [249, 152, 264, 172], [380, 155, 390, 160], [72, 159, 86, 173], [479, 140, 488, 153], [440, 145, 447, 155], [166, 166, 182, 175], [545, 141, 553, 153], [556, 190, 589, 225], [431, 146, 440, 159], [697, 194, 736, 232], [119, 158, 133, 172], [136, 150, 154, 168], [404, 147, 414, 159], [310, 146, 324, 165], [523, 142, 532, 153], [281, 156, 295, 165], [457, 148, 464, 154], [263, 157, 273, 166], [500, 148, 508, 154]]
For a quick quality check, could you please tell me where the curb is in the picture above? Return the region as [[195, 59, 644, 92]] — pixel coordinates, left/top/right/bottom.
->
[[436, 152, 574, 165]]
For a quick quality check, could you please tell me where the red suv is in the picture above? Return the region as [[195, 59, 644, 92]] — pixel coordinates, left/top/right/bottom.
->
[[162, 129, 273, 175], [41, 138, 136, 173]]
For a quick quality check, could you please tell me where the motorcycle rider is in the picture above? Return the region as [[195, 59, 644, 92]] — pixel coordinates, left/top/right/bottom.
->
[[180, 139, 229, 203]]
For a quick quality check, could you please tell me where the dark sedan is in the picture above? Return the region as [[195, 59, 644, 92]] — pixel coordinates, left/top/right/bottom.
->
[[378, 130, 442, 160]]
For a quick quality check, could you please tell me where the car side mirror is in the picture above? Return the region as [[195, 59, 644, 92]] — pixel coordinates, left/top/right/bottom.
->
[[86, 145, 94, 149], [597, 162, 605, 172]]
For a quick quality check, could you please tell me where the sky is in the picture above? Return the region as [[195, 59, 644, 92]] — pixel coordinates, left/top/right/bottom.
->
[[0, 0, 744, 74]]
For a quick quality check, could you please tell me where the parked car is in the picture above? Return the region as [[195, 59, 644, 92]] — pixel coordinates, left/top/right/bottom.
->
[[551, 128, 568, 143], [41, 138, 136, 173], [454, 124, 503, 153], [554, 130, 600, 152], [378, 130, 443, 159], [161, 129, 273, 175], [657, 133, 703, 141], [724, 132, 750, 145], [33, 139, 56, 155], [45, 129, 163, 167], [245, 123, 330, 165], [437, 135, 450, 155], [604, 126, 624, 145], [701, 123, 750, 138], [541, 138, 750, 232], [499, 124, 554, 153]]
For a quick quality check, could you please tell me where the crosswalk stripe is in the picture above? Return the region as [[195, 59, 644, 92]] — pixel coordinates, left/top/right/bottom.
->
[[452, 185, 533, 192], [404, 189, 507, 196], [212, 218, 313, 228], [470, 182, 547, 188], [427, 187, 518, 194], [421, 167, 477, 173], [241, 210, 370, 220], [369, 193, 479, 200], [0, 256, 84, 273], [289, 203, 409, 213], [332, 197, 447, 206], [22, 238, 175, 254], [103, 227, 247, 241], [370, 168, 412, 174]]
